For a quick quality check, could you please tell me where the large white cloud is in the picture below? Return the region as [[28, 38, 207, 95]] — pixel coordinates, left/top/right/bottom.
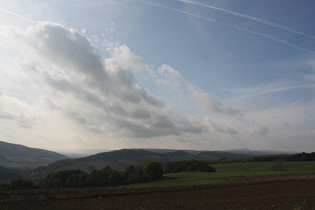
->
[[6, 22, 209, 140], [1, 21, 314, 152]]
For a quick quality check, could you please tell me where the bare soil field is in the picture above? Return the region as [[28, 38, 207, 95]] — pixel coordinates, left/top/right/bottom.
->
[[1, 174, 315, 209]]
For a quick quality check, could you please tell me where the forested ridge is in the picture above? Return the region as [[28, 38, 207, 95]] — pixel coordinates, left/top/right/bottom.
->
[[0, 159, 215, 190], [1, 151, 314, 191]]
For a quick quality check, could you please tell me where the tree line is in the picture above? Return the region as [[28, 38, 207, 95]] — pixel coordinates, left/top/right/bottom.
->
[[211, 152, 315, 164], [285, 152, 315, 161], [164, 160, 216, 173], [250, 152, 315, 162], [0, 159, 215, 190]]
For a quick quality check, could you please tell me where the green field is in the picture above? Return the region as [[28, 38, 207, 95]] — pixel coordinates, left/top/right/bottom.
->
[[0, 156, 58, 169], [132, 161, 315, 186]]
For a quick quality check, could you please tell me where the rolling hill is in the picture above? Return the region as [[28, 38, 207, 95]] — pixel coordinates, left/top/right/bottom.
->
[[0, 141, 68, 169], [34, 149, 254, 176]]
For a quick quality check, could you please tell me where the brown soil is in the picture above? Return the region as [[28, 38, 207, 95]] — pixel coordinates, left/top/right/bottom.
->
[[1, 174, 315, 210]]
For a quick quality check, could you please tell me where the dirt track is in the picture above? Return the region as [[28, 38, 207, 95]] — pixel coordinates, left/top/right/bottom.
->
[[1, 175, 315, 209]]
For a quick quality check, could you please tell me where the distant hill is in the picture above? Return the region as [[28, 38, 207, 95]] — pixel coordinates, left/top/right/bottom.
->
[[225, 148, 294, 156], [59, 149, 111, 158], [34, 149, 167, 175], [33, 148, 264, 176], [197, 151, 248, 160], [0, 141, 68, 169]]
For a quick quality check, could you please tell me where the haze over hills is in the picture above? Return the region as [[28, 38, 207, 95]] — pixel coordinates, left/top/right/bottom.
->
[[0, 140, 296, 171], [0, 141, 68, 169], [59, 149, 111, 158], [33, 148, 293, 177], [0, 140, 295, 171], [0, 140, 300, 182]]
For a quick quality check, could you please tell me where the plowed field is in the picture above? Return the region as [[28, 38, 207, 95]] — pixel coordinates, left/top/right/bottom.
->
[[1, 174, 315, 209]]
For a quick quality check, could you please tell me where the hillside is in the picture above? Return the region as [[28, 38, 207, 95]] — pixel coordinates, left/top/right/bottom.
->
[[34, 149, 166, 175], [34, 149, 253, 175], [0, 141, 68, 169]]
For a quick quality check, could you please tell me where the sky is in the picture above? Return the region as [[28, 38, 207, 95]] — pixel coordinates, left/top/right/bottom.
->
[[0, 0, 315, 152]]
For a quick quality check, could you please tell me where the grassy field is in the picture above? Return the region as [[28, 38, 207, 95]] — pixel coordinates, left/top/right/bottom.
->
[[0, 157, 55, 169], [132, 161, 315, 186], [213, 161, 315, 172]]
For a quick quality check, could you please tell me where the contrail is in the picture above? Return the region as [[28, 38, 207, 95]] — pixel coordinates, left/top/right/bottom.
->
[[233, 83, 315, 100], [180, 0, 315, 40], [0, 8, 36, 24], [138, 0, 315, 54]]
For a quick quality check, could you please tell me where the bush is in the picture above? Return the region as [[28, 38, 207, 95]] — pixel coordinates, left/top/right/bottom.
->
[[0, 182, 11, 191], [38, 170, 84, 188], [164, 160, 216, 173], [10, 178, 36, 190], [123, 165, 136, 184], [143, 161, 163, 181], [37, 161, 166, 189]]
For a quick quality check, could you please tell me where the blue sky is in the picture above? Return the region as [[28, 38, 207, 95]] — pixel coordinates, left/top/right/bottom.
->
[[0, 0, 315, 152]]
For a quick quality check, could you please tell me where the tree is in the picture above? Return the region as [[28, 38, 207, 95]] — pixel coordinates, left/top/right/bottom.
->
[[65, 171, 88, 188], [143, 161, 163, 181], [0, 182, 10, 191], [87, 166, 125, 187], [87, 166, 95, 172], [10, 178, 35, 190], [135, 166, 145, 183], [38, 170, 84, 188], [66, 174, 80, 188], [195, 160, 216, 172], [123, 165, 136, 184], [37, 161, 167, 189], [108, 169, 123, 186], [88, 170, 107, 187], [163, 160, 216, 173], [78, 172, 89, 187]]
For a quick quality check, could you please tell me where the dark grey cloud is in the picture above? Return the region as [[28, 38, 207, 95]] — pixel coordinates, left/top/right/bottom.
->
[[257, 126, 269, 136], [0, 102, 13, 120], [209, 120, 238, 136], [17, 114, 35, 129], [29, 22, 107, 83], [0, 112, 14, 120], [65, 110, 87, 125], [131, 109, 151, 119]]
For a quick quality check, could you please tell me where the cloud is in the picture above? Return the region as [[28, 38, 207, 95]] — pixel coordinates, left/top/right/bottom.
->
[[0, 95, 13, 120], [249, 125, 269, 136], [188, 87, 240, 115], [0, 109, 14, 120], [105, 45, 155, 73], [10, 21, 206, 139], [155, 64, 240, 115], [0, 95, 35, 129], [23, 22, 108, 86], [104, 45, 240, 116], [16, 113, 35, 129], [2, 21, 314, 152]]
